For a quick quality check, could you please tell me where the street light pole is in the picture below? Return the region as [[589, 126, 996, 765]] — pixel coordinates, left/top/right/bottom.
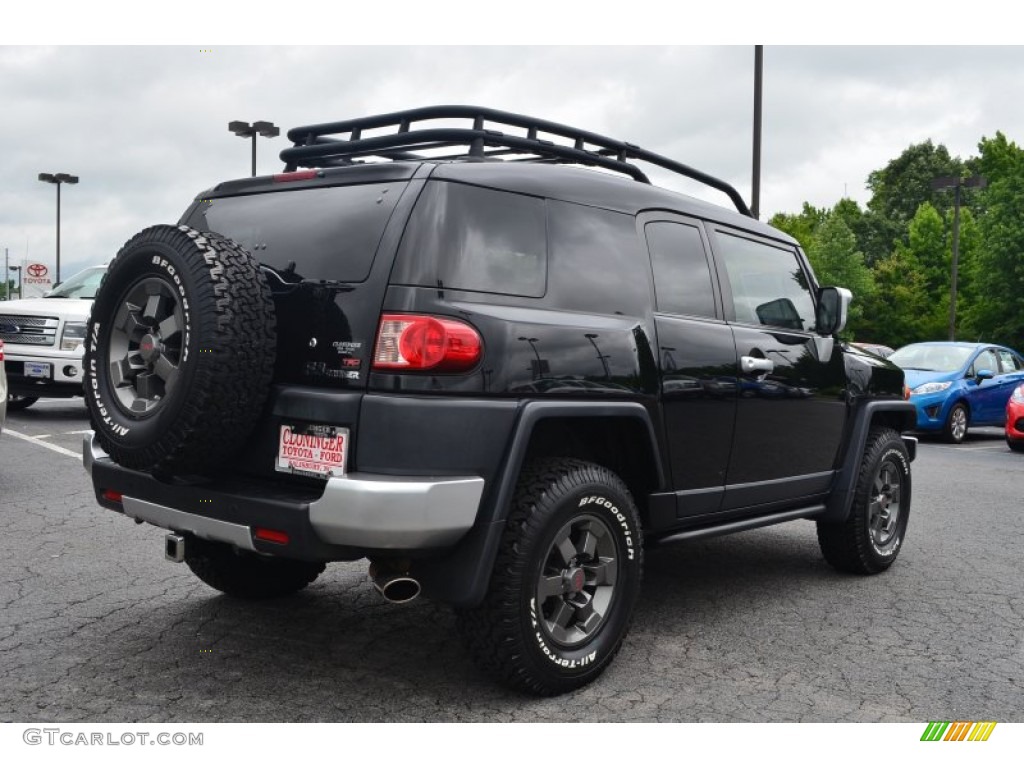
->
[[932, 175, 988, 340], [38, 172, 79, 284], [229, 120, 280, 177], [752, 45, 764, 220], [9, 265, 21, 300]]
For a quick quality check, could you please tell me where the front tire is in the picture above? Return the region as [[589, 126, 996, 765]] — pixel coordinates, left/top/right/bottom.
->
[[944, 402, 968, 444], [456, 458, 643, 695], [818, 427, 911, 574], [183, 536, 325, 600]]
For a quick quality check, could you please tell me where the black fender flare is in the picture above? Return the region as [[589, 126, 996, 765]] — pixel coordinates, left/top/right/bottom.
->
[[415, 400, 664, 607], [821, 400, 917, 524]]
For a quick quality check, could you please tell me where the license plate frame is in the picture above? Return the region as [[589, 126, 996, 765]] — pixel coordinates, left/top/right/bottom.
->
[[24, 361, 51, 379], [275, 424, 348, 479]]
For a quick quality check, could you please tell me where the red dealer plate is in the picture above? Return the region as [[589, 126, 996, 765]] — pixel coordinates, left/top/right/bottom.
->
[[276, 424, 348, 479]]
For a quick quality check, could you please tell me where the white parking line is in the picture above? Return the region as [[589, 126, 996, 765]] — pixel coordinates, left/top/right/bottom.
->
[[3, 428, 82, 460]]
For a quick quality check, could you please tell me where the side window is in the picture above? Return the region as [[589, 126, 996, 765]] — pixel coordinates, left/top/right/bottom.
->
[[973, 349, 999, 375], [546, 200, 650, 317], [393, 181, 547, 298], [644, 221, 717, 318], [715, 231, 816, 332], [997, 350, 1019, 372]]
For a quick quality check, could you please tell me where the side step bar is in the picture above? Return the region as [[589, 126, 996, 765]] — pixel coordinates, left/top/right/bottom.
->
[[650, 504, 825, 547]]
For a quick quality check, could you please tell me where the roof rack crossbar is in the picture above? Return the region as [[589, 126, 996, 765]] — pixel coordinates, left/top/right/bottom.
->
[[281, 105, 752, 217]]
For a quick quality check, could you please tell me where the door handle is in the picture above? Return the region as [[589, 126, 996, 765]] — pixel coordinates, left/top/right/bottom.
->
[[741, 356, 774, 374]]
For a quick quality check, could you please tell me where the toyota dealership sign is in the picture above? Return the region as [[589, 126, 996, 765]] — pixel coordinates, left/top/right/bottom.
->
[[21, 261, 54, 298]]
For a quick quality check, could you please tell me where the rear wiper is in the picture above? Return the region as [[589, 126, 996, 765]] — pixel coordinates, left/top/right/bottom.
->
[[261, 263, 354, 293]]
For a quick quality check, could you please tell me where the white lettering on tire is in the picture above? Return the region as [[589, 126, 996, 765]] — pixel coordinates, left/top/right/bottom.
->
[[529, 598, 598, 668]]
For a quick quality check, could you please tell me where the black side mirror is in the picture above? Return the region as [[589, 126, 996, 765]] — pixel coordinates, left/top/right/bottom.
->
[[816, 287, 852, 336]]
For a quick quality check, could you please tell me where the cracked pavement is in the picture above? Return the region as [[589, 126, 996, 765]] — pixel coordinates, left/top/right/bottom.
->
[[1, 401, 1022, 721]]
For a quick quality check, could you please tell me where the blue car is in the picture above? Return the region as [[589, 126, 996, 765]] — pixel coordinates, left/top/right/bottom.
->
[[889, 341, 1024, 443]]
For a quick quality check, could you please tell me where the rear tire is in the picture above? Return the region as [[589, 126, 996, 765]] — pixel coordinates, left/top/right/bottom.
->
[[818, 427, 911, 574], [1007, 439, 1024, 453], [456, 458, 643, 695], [7, 395, 39, 411], [183, 536, 325, 600]]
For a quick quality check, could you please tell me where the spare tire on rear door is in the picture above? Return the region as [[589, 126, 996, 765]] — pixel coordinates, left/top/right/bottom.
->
[[85, 224, 276, 476]]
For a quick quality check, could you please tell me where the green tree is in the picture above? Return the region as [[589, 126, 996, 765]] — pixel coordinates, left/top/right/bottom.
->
[[769, 202, 827, 251], [859, 141, 966, 266], [804, 211, 875, 335], [862, 249, 932, 348], [964, 132, 1024, 349]]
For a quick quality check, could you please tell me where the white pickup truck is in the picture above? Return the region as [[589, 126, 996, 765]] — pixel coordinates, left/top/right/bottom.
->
[[0, 265, 105, 411]]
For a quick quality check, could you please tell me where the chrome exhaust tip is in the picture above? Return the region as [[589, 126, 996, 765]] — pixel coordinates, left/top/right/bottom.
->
[[368, 561, 421, 604], [165, 533, 186, 563]]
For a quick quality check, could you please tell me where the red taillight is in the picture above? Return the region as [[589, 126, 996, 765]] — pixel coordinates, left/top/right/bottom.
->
[[102, 489, 123, 503], [0, 339, 4, 362], [273, 170, 320, 182], [373, 314, 482, 373], [254, 527, 290, 545], [903, 385, 911, 401]]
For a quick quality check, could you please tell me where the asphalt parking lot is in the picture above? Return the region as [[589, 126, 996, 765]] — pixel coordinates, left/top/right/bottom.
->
[[1, 398, 1022, 722]]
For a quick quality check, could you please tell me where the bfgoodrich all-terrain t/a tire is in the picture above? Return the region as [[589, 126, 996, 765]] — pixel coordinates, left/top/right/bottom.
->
[[817, 427, 911, 575], [84, 225, 276, 476], [456, 458, 644, 696]]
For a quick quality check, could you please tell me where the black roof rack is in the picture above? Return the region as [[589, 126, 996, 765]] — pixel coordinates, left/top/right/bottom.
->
[[280, 105, 752, 217]]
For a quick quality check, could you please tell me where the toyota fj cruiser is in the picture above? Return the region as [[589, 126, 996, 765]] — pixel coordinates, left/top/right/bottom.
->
[[83, 106, 916, 695]]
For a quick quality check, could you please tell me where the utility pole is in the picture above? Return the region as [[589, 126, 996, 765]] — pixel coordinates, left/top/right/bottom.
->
[[931, 175, 988, 340]]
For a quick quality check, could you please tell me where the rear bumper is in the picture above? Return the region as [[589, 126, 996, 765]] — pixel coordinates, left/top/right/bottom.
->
[[84, 433, 484, 559]]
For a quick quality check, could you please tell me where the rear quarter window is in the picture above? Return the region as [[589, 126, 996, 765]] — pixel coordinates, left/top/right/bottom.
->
[[392, 181, 547, 298]]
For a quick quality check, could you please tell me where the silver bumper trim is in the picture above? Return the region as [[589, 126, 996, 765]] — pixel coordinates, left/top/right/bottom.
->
[[120, 496, 257, 551], [309, 473, 485, 549], [83, 432, 105, 473]]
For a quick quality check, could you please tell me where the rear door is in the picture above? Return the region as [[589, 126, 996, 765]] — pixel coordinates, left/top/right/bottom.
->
[[641, 213, 736, 517], [708, 226, 848, 511]]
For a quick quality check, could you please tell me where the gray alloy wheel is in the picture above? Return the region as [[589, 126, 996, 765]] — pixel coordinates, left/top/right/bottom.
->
[[107, 276, 186, 415], [535, 514, 619, 647], [867, 456, 904, 557], [945, 403, 968, 444]]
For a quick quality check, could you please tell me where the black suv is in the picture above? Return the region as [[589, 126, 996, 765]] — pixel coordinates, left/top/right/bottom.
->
[[83, 106, 916, 695]]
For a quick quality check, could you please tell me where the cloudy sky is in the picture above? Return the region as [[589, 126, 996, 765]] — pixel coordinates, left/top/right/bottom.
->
[[2, 37, 1022, 282]]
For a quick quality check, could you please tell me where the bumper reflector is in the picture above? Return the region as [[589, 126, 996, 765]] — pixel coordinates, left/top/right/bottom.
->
[[254, 527, 290, 545]]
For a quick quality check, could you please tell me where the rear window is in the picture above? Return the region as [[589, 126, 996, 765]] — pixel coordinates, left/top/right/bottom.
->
[[184, 182, 404, 282], [392, 181, 547, 298]]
